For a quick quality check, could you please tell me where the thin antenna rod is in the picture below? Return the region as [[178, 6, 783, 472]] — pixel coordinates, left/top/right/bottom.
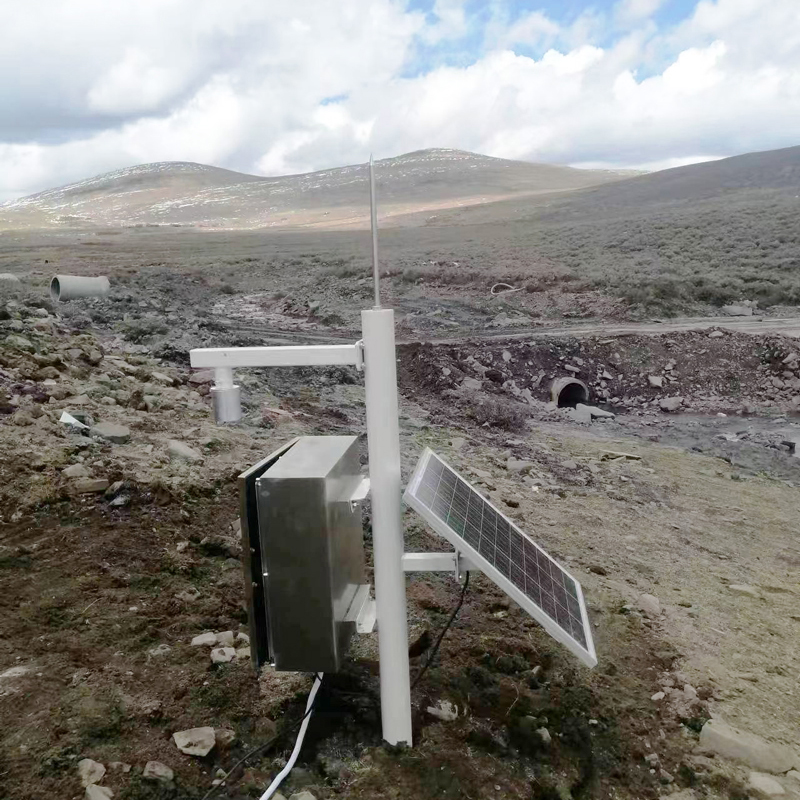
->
[[369, 155, 381, 308]]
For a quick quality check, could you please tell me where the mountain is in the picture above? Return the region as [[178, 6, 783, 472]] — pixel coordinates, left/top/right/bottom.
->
[[0, 149, 630, 231]]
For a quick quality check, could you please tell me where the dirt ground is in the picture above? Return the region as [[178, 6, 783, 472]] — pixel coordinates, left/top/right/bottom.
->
[[0, 231, 799, 800]]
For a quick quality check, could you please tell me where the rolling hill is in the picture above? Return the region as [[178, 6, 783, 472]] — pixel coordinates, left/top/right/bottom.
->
[[0, 149, 630, 231]]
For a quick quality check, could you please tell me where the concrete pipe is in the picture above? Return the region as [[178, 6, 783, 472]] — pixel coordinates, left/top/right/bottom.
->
[[551, 377, 589, 408], [50, 275, 110, 302]]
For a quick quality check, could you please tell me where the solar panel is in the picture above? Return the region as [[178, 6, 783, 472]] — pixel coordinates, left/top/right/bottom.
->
[[403, 448, 597, 668]]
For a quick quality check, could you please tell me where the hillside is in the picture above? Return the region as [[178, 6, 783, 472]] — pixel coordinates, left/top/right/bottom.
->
[[0, 149, 627, 231]]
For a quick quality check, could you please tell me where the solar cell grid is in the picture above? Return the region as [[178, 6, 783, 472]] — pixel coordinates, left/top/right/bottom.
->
[[404, 449, 595, 665]]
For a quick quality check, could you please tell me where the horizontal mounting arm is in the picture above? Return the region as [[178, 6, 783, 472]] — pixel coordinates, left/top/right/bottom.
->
[[190, 343, 363, 370], [402, 551, 478, 574]]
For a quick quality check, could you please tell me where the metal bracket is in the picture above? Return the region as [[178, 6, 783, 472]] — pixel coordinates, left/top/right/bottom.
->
[[354, 339, 364, 372], [401, 551, 478, 580], [348, 476, 370, 511], [345, 584, 377, 634]]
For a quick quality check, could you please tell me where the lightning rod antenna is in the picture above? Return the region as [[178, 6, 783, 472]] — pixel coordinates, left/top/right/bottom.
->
[[369, 155, 381, 308]]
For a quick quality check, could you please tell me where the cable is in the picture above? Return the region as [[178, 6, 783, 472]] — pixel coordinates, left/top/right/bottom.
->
[[411, 572, 470, 690], [259, 672, 323, 800], [200, 673, 323, 800]]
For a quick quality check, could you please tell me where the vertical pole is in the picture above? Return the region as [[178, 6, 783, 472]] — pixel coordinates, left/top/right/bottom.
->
[[369, 155, 381, 308], [361, 307, 412, 746]]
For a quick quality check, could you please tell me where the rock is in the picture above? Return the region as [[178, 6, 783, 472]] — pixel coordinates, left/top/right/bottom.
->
[[191, 632, 217, 647], [787, 771, 800, 783], [108, 762, 131, 773], [577, 403, 615, 419], [461, 377, 482, 392], [560, 459, 578, 470], [426, 699, 459, 721], [569, 405, 593, 424], [644, 753, 660, 767], [288, 793, 318, 800], [450, 437, 466, 451], [188, 370, 214, 386], [709, 330, 725, 338], [5, 334, 34, 352], [151, 371, 174, 386], [506, 458, 534, 474], [85, 787, 113, 800], [235, 646, 250, 660], [173, 726, 216, 757], [215, 630, 235, 647], [648, 375, 664, 388], [148, 644, 171, 658], [105, 480, 125, 497], [12, 411, 34, 427], [236, 631, 250, 645], [565, 364, 580, 374], [659, 396, 684, 412], [502, 350, 512, 362], [697, 718, 797, 773], [638, 593, 661, 617], [177, 588, 201, 603], [651, 691, 666, 702], [748, 772, 786, 795], [211, 647, 236, 664], [537, 727, 552, 745], [729, 584, 760, 598], [168, 440, 203, 462], [143, 761, 174, 782], [0, 273, 20, 284], [73, 478, 110, 494], [215, 728, 237, 748], [723, 304, 754, 317], [78, 759, 106, 787], [91, 422, 131, 444], [62, 464, 90, 478]]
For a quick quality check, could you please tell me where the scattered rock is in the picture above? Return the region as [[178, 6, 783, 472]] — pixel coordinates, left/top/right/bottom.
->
[[151, 371, 175, 386], [288, 793, 318, 800], [697, 718, 797, 773], [638, 593, 661, 617], [648, 375, 664, 388], [506, 458, 534, 474], [235, 632, 250, 645], [211, 647, 236, 664], [569, 405, 593, 424], [62, 463, 90, 479], [0, 273, 20, 284], [601, 451, 641, 461], [173, 726, 216, 757], [215, 630, 235, 647], [651, 691, 666, 702], [215, 728, 237, 748], [5, 334, 34, 352], [148, 644, 171, 658], [461, 377, 482, 392], [450, 437, 466, 451], [576, 403, 615, 419], [708, 330, 725, 338], [723, 304, 754, 317], [191, 632, 217, 647], [168, 440, 203, 462], [729, 584, 760, 599], [537, 727, 552, 746], [560, 459, 578, 470], [85, 787, 113, 800], [426, 699, 459, 721], [78, 759, 106, 787], [748, 772, 786, 796], [659, 396, 684, 412], [143, 761, 174, 782], [91, 422, 131, 444], [108, 762, 131, 773], [73, 478, 110, 494]]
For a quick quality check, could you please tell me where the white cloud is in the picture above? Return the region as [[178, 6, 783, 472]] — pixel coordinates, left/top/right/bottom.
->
[[615, 0, 665, 26], [0, 0, 799, 201]]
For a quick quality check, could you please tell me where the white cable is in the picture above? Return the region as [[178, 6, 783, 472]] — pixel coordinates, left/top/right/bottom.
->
[[259, 673, 323, 800]]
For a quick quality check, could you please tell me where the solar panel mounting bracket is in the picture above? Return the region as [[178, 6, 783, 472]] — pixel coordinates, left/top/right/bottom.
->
[[401, 550, 478, 580]]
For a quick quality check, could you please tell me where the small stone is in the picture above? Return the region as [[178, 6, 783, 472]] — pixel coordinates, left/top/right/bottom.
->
[[461, 377, 482, 392], [73, 478, 110, 494], [786, 771, 800, 783], [683, 684, 698, 700], [173, 726, 216, 757], [723, 304, 754, 317], [91, 422, 131, 444], [235, 631, 250, 645], [235, 646, 250, 660], [576, 403, 615, 419], [537, 727, 552, 745], [215, 631, 235, 647], [288, 793, 318, 800], [191, 632, 217, 647], [506, 458, 534, 474], [651, 691, 666, 702], [729, 584, 760, 598], [151, 371, 174, 386], [502, 350, 512, 362], [0, 273, 20, 284], [215, 728, 237, 748], [78, 759, 106, 787], [638, 593, 661, 617], [5, 334, 34, 352], [560, 460, 578, 470], [648, 375, 664, 388], [62, 464, 90, 478], [708, 330, 725, 338], [148, 644, 171, 658], [748, 772, 786, 795], [177, 588, 201, 602], [564, 364, 580, 373], [426, 700, 458, 721], [211, 647, 236, 664], [168, 440, 203, 462], [450, 437, 466, 451], [644, 753, 660, 767], [659, 396, 684, 412], [108, 762, 131, 773], [85, 787, 113, 800], [189, 370, 214, 386], [142, 761, 174, 782]]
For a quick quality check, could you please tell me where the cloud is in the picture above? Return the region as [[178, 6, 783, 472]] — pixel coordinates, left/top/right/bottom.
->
[[0, 0, 799, 201]]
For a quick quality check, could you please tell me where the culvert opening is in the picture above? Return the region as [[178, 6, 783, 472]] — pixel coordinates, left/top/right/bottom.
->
[[50, 277, 61, 302], [551, 378, 589, 408]]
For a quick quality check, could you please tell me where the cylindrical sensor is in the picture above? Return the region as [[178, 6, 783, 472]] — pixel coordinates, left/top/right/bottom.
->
[[211, 384, 242, 424]]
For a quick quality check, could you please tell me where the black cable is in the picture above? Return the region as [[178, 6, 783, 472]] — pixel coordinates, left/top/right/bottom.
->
[[411, 571, 470, 689], [200, 673, 322, 800]]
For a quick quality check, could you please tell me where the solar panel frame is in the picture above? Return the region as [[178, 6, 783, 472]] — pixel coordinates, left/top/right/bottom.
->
[[403, 448, 597, 668]]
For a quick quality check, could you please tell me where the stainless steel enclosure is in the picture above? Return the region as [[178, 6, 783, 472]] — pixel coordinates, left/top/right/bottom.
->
[[241, 435, 367, 673]]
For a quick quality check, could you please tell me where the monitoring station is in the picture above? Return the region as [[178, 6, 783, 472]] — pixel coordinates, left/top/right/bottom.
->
[[189, 158, 596, 749]]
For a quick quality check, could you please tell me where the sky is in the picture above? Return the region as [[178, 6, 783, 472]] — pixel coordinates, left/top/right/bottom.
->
[[0, 0, 799, 201]]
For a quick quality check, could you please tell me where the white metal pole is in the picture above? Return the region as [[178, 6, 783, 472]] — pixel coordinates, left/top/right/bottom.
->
[[362, 307, 412, 746]]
